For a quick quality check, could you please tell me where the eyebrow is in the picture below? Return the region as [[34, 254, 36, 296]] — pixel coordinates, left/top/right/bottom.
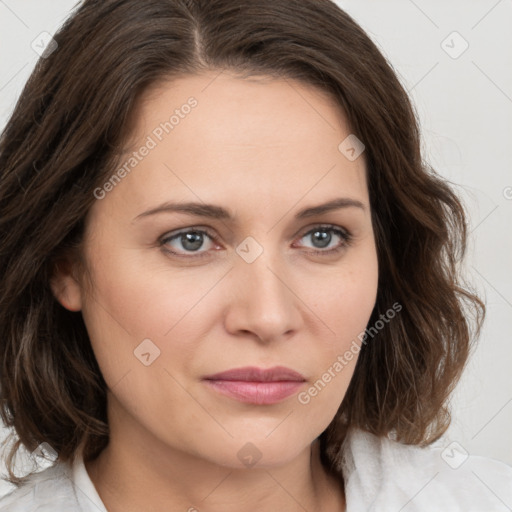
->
[[133, 197, 366, 222]]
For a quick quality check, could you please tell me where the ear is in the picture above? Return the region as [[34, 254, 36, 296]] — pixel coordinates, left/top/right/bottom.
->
[[50, 254, 83, 312]]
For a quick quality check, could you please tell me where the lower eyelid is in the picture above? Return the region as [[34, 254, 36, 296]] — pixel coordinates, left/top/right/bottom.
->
[[161, 225, 351, 256], [296, 228, 351, 251]]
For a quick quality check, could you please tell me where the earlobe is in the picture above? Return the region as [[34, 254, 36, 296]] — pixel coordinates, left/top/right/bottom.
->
[[50, 258, 83, 312]]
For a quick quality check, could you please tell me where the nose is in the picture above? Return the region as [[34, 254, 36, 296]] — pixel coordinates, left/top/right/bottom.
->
[[223, 247, 302, 344]]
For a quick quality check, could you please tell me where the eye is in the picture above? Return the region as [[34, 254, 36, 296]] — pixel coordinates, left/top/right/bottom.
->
[[159, 224, 353, 259], [160, 228, 217, 259], [294, 224, 353, 256]]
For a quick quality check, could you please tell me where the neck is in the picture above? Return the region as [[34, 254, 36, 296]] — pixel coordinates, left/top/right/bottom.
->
[[85, 420, 345, 512]]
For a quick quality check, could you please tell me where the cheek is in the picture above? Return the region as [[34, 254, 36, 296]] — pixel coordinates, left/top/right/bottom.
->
[[82, 229, 378, 377], [79, 242, 227, 389], [313, 255, 377, 370], [292, 250, 378, 418], [311, 247, 379, 345], [76, 227, 379, 467], [82, 242, 213, 336]]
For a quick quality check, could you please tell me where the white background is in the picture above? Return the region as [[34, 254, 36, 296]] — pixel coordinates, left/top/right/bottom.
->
[[1, 0, 511, 498]]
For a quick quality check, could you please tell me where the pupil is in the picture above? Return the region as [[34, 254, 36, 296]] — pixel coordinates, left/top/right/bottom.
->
[[182, 232, 203, 251], [313, 230, 331, 248], [178, 230, 332, 252]]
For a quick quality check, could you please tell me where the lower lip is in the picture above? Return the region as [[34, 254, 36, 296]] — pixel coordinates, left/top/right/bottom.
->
[[203, 379, 305, 405]]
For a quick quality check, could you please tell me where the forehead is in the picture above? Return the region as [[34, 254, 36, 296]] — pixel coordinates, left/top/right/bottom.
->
[[102, 71, 369, 219], [130, 71, 352, 155]]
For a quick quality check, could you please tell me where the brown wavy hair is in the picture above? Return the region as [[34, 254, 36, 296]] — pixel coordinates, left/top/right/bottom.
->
[[0, 0, 484, 486]]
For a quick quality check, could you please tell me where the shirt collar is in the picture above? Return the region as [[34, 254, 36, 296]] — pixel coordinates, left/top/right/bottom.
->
[[70, 454, 108, 512]]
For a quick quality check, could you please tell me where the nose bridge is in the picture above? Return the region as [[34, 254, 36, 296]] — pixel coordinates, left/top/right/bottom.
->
[[225, 234, 300, 341]]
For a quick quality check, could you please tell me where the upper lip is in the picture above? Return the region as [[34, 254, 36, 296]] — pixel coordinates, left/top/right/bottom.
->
[[203, 366, 306, 382]]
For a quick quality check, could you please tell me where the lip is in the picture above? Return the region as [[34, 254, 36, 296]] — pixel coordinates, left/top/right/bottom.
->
[[202, 366, 306, 405], [203, 366, 306, 382]]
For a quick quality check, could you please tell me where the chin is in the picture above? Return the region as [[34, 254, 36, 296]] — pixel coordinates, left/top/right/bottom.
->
[[197, 435, 309, 470]]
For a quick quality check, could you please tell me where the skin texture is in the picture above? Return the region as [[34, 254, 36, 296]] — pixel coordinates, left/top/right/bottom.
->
[[51, 70, 378, 512]]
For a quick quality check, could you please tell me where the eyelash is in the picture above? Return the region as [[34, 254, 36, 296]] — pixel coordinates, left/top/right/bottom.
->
[[159, 224, 353, 260]]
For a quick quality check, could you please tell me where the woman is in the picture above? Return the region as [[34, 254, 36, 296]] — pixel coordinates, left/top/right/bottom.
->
[[0, 1, 510, 510]]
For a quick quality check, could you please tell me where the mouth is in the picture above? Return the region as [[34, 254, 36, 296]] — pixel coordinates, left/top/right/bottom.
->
[[202, 366, 306, 405]]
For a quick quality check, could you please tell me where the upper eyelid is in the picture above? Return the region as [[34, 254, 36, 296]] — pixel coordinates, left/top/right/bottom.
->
[[161, 224, 350, 246]]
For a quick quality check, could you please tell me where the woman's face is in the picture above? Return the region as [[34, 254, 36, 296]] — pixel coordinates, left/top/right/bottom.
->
[[56, 71, 378, 468]]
